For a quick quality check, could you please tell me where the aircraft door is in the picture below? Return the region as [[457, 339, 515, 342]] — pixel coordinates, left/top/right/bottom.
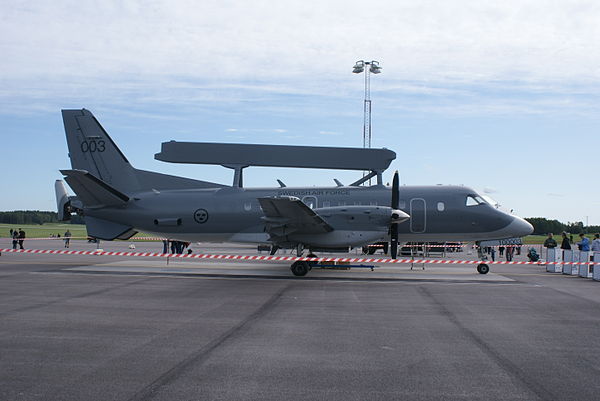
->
[[410, 198, 426, 233], [302, 196, 317, 209]]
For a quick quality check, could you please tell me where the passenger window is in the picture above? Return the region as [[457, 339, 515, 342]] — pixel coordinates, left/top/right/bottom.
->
[[437, 202, 445, 212], [399, 200, 406, 209], [322, 201, 331, 208], [244, 202, 252, 211]]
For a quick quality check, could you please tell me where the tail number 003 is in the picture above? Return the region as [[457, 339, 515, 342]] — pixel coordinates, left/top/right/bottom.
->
[[80, 140, 106, 153]]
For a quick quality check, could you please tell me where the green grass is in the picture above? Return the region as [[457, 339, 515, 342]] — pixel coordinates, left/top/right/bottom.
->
[[0, 223, 87, 239], [0, 223, 159, 241], [525, 234, 597, 244]]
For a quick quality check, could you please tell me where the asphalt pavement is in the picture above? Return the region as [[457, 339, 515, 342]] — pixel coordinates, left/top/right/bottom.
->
[[1, 240, 599, 400]]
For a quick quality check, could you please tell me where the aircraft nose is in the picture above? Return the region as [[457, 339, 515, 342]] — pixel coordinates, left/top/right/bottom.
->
[[511, 216, 534, 237]]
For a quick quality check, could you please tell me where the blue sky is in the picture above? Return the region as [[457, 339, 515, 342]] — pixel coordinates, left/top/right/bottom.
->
[[2, 0, 600, 224]]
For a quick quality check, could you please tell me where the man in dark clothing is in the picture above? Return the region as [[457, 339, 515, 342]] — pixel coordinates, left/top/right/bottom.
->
[[506, 245, 514, 262], [543, 233, 557, 248], [18, 229, 25, 249], [12, 230, 19, 249], [561, 232, 571, 250]]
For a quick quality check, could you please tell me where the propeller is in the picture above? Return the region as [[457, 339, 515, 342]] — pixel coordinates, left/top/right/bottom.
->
[[390, 170, 400, 259]]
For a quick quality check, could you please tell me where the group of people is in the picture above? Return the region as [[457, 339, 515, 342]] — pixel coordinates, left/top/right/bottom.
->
[[543, 232, 600, 252], [484, 244, 521, 262], [9, 228, 26, 249], [162, 240, 192, 254]]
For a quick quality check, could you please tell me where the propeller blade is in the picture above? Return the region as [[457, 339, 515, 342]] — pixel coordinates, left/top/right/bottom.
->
[[390, 170, 400, 259], [392, 170, 399, 210]]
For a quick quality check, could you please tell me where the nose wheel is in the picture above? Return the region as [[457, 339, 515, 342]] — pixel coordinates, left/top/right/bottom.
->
[[477, 263, 489, 274]]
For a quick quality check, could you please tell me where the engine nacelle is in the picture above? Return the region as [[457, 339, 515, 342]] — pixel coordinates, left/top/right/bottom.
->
[[314, 205, 408, 231]]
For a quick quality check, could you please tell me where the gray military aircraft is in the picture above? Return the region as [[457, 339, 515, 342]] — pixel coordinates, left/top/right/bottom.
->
[[55, 109, 533, 276]]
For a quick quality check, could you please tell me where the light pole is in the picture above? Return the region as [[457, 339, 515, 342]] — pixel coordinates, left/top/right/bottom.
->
[[352, 60, 381, 150], [353, 60, 381, 185]]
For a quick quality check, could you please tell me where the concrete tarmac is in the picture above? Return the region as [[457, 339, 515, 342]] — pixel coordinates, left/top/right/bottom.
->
[[1, 240, 599, 400]]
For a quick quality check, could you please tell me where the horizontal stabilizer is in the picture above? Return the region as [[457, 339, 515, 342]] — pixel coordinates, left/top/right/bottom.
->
[[60, 169, 129, 207], [85, 216, 137, 240]]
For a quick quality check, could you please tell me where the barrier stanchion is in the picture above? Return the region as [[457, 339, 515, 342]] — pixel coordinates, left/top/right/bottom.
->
[[578, 251, 592, 278], [562, 250, 577, 275], [546, 248, 562, 273], [593, 252, 600, 281]]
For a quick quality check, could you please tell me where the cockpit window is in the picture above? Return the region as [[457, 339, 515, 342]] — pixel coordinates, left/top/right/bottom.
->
[[466, 195, 485, 206], [481, 195, 500, 209]]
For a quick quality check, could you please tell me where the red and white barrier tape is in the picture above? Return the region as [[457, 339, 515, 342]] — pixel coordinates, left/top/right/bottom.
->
[[1, 248, 597, 265], [0, 236, 165, 241]]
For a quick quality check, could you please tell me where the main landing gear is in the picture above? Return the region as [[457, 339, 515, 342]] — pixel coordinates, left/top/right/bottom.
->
[[290, 261, 312, 277]]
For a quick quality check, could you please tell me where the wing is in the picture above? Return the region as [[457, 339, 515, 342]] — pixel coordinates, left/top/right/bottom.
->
[[258, 197, 333, 242]]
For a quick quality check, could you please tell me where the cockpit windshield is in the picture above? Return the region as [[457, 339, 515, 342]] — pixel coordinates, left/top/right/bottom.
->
[[481, 195, 500, 208], [466, 195, 486, 206]]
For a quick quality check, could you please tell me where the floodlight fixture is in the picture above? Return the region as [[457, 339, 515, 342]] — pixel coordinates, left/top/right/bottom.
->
[[352, 60, 365, 73], [369, 61, 381, 74]]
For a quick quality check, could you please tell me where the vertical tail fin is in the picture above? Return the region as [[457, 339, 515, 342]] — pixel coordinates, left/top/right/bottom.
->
[[62, 109, 139, 193]]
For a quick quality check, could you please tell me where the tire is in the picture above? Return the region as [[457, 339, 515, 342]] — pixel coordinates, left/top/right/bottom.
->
[[291, 261, 309, 277], [477, 263, 489, 274]]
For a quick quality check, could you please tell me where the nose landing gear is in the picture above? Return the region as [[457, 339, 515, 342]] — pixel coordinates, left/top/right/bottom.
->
[[477, 263, 489, 274]]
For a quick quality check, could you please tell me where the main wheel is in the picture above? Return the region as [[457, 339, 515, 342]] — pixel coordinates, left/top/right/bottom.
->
[[291, 261, 310, 277], [477, 263, 489, 274]]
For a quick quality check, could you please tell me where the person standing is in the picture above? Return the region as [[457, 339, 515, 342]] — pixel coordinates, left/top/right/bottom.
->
[[591, 233, 600, 252], [506, 245, 514, 262], [162, 239, 169, 254], [577, 233, 590, 252], [560, 232, 571, 250], [9, 228, 13, 237], [543, 233, 557, 249], [64, 229, 72, 248], [18, 228, 26, 250], [499, 246, 505, 257], [12, 229, 19, 249]]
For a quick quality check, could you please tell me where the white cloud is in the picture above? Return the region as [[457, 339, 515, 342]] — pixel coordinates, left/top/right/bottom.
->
[[2, 0, 600, 116], [3, 0, 600, 80]]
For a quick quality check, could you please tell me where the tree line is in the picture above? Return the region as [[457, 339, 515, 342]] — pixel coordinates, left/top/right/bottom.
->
[[524, 217, 600, 235], [0, 211, 84, 225]]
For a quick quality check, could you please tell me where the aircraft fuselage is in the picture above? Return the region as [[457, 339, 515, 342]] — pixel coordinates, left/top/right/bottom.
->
[[88, 184, 530, 246]]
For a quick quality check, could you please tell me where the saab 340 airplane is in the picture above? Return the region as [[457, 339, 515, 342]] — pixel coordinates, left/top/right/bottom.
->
[[55, 109, 533, 276]]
